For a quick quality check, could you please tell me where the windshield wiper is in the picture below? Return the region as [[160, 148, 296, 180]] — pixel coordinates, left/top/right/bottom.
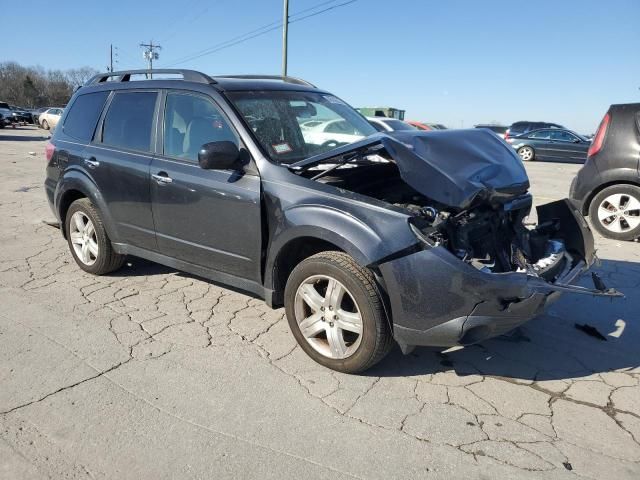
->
[[309, 152, 362, 180]]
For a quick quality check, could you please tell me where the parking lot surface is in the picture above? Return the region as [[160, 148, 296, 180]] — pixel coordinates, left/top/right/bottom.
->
[[1, 127, 639, 479]]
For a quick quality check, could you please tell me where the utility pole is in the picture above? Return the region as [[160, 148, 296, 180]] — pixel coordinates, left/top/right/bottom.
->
[[109, 44, 113, 72], [140, 40, 161, 78], [282, 0, 289, 78]]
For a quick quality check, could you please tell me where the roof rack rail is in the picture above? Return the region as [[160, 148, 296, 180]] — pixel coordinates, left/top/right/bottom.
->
[[215, 75, 315, 88], [85, 69, 216, 85]]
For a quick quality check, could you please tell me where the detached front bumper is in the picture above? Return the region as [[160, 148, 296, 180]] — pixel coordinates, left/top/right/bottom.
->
[[378, 199, 620, 350]]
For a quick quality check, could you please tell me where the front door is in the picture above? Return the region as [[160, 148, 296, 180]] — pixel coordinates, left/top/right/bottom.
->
[[150, 91, 262, 282], [550, 130, 589, 163]]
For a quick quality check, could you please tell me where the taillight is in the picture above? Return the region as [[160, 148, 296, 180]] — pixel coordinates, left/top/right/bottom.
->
[[504, 130, 510, 140], [587, 112, 610, 157], [45, 141, 55, 162]]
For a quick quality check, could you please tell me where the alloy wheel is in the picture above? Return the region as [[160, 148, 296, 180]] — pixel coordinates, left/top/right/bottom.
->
[[518, 146, 534, 161], [69, 211, 99, 265], [294, 274, 363, 360], [597, 193, 640, 233]]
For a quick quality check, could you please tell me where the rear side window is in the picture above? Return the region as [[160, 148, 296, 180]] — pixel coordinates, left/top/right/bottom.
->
[[529, 130, 551, 139], [102, 91, 158, 152], [63, 92, 109, 142]]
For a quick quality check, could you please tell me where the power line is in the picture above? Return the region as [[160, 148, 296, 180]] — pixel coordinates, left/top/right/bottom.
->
[[164, 0, 357, 67], [159, 0, 212, 43], [290, 0, 356, 23]]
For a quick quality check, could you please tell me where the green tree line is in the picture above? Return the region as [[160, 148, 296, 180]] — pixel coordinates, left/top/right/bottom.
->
[[0, 62, 99, 108]]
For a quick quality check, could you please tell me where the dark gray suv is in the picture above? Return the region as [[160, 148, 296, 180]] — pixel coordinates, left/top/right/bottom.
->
[[44, 69, 618, 373]]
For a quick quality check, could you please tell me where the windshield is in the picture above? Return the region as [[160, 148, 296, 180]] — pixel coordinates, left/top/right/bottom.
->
[[227, 90, 377, 163]]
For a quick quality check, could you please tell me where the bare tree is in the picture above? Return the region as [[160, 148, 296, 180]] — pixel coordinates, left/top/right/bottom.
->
[[66, 67, 100, 89], [0, 62, 97, 107]]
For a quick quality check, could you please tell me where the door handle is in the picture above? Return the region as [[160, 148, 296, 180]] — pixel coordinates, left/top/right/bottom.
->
[[152, 172, 173, 184], [83, 157, 99, 169]]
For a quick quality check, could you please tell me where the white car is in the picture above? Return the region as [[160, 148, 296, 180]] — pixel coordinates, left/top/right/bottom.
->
[[39, 108, 64, 130], [301, 118, 366, 147], [367, 117, 417, 133]]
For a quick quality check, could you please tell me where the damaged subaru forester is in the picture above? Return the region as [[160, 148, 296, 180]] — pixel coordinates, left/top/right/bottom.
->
[[45, 70, 620, 373]]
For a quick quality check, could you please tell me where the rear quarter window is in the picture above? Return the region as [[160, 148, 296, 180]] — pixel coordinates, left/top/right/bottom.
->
[[63, 91, 109, 142]]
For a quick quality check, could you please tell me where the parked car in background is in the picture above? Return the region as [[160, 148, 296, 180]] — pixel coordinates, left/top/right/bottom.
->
[[429, 123, 448, 130], [474, 124, 508, 139], [30, 107, 49, 126], [39, 108, 64, 130], [506, 128, 591, 163], [300, 118, 368, 149], [1, 102, 19, 127], [406, 121, 433, 131], [9, 106, 31, 125], [0, 107, 15, 128], [367, 116, 417, 132], [506, 121, 565, 140], [570, 103, 640, 240]]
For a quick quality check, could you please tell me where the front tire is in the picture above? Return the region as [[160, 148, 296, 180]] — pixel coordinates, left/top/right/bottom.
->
[[589, 184, 640, 241], [284, 251, 393, 373], [517, 146, 535, 161], [42, 120, 49, 130], [65, 198, 125, 275]]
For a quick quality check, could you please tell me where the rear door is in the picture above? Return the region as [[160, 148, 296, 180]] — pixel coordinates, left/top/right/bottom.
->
[[149, 90, 262, 282], [85, 89, 159, 249]]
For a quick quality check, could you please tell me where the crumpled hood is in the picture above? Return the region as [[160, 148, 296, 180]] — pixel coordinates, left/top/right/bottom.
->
[[290, 129, 530, 210], [386, 129, 530, 209]]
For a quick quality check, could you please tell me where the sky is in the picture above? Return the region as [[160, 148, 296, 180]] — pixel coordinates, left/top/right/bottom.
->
[[3, 0, 639, 133]]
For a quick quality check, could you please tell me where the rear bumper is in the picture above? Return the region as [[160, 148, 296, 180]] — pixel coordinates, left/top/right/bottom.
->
[[379, 199, 608, 349]]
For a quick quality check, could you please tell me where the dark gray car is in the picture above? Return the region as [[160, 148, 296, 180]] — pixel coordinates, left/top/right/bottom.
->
[[44, 69, 619, 373], [570, 103, 640, 241], [507, 128, 591, 163]]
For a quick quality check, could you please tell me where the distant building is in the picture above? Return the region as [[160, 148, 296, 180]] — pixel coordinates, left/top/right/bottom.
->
[[357, 107, 405, 120]]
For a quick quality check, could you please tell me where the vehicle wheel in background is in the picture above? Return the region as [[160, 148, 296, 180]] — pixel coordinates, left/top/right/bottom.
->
[[517, 146, 535, 161], [284, 251, 393, 373], [65, 198, 125, 275], [41, 120, 49, 130], [589, 184, 640, 241]]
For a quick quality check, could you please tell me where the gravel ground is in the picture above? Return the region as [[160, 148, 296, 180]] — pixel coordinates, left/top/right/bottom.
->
[[1, 126, 639, 479]]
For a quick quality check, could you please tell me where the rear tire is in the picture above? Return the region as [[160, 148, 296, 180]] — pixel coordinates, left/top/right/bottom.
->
[[589, 184, 640, 241], [284, 251, 393, 373], [517, 146, 535, 161], [65, 198, 125, 275]]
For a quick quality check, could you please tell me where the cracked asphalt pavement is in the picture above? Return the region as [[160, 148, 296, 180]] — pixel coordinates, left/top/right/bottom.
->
[[2, 127, 640, 479]]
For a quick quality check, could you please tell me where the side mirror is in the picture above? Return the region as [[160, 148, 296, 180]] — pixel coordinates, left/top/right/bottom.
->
[[573, 138, 581, 143], [198, 141, 240, 170]]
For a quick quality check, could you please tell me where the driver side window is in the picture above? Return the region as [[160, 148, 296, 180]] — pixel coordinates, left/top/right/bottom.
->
[[163, 92, 238, 162], [550, 130, 575, 142]]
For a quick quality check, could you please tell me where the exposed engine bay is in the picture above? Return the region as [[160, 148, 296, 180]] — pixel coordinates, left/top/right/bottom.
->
[[288, 129, 622, 300]]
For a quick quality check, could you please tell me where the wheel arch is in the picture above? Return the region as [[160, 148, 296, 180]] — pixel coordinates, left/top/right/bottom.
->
[[581, 176, 640, 215], [56, 171, 118, 241]]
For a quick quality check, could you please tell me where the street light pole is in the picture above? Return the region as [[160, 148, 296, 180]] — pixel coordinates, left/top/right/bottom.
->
[[282, 0, 289, 78]]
